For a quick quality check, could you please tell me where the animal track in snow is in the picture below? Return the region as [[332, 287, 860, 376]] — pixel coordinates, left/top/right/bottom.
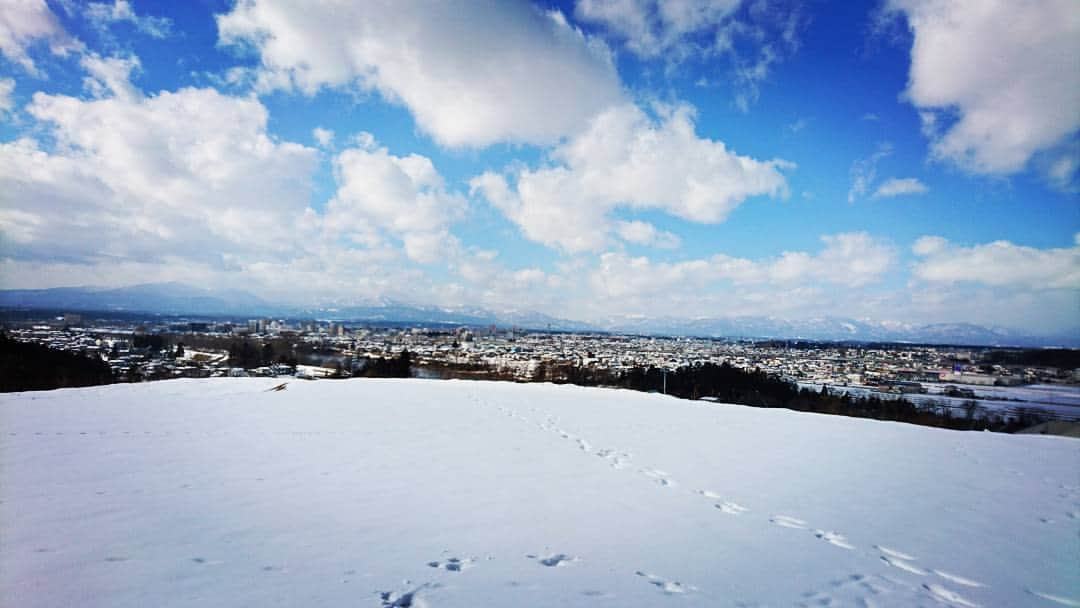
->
[[922, 583, 978, 607], [770, 515, 808, 530], [799, 573, 891, 608], [879, 554, 926, 576], [932, 570, 983, 588], [639, 468, 677, 487], [814, 530, 854, 550], [427, 557, 474, 572], [527, 553, 578, 567], [1027, 589, 1080, 607], [595, 448, 631, 469], [636, 571, 696, 595], [378, 582, 439, 607], [875, 546, 916, 561], [716, 501, 749, 515]]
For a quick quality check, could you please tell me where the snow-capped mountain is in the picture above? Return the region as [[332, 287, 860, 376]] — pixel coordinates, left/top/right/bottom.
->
[[1, 283, 1075, 346]]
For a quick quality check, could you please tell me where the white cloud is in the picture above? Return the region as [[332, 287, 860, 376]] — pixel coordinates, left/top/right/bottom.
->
[[769, 233, 897, 287], [85, 0, 172, 38], [325, 142, 466, 264], [847, 142, 891, 202], [576, 0, 804, 111], [0, 0, 80, 75], [312, 127, 334, 148], [575, 0, 741, 58], [0, 77, 14, 113], [912, 235, 1080, 289], [0, 76, 319, 268], [888, 0, 1080, 174], [591, 232, 896, 299], [615, 220, 681, 249], [217, 0, 623, 148], [80, 53, 140, 101], [471, 102, 790, 253], [873, 177, 928, 198]]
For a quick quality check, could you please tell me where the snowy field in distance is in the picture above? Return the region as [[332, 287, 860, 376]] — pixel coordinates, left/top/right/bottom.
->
[[2, 378, 1078, 607]]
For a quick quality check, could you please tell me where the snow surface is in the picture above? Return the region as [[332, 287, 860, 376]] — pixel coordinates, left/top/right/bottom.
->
[[2, 378, 1078, 607]]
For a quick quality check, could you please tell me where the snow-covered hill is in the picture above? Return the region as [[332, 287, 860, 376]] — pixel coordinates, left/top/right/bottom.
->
[[2, 379, 1078, 607]]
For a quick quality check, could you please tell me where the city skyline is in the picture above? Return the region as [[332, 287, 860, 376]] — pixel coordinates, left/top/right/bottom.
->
[[1, 0, 1078, 336]]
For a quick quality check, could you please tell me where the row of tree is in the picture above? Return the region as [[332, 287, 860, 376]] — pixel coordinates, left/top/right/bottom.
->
[[0, 334, 114, 392], [530, 360, 1046, 432]]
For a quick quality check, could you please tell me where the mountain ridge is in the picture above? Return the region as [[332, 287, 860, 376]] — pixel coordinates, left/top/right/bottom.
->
[[1, 283, 1074, 347]]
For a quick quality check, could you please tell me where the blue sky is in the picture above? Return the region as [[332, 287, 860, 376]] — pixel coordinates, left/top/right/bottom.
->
[[0, 0, 1077, 334]]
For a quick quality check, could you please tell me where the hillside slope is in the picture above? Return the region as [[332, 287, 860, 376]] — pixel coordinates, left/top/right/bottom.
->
[[2, 379, 1077, 607]]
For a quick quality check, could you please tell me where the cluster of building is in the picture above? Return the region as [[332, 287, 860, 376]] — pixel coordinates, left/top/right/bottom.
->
[[5, 315, 1077, 393]]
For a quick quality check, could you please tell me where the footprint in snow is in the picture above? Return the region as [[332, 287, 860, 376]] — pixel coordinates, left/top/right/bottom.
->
[[716, 501, 749, 515], [636, 571, 696, 595], [770, 515, 808, 530], [814, 530, 854, 550], [527, 553, 578, 567], [1026, 589, 1080, 607], [922, 583, 978, 607], [878, 552, 926, 576], [191, 557, 224, 565], [932, 570, 984, 588], [378, 582, 439, 608], [427, 557, 474, 572], [875, 546, 916, 561], [639, 468, 677, 487], [801, 573, 890, 608], [874, 546, 960, 579]]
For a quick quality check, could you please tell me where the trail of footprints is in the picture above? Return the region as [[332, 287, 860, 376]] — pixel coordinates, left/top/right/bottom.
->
[[447, 391, 1070, 606]]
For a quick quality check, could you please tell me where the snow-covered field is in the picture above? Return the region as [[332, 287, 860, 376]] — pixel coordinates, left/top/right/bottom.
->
[[2, 378, 1078, 607]]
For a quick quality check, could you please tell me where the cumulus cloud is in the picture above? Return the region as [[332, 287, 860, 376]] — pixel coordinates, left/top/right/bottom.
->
[[576, 0, 804, 110], [912, 235, 1080, 289], [0, 0, 81, 75], [872, 177, 928, 198], [0, 72, 319, 268], [217, 0, 623, 148], [580, 232, 896, 322], [615, 220, 681, 249], [888, 0, 1080, 174], [591, 232, 895, 299], [80, 53, 140, 100], [312, 127, 334, 148], [471, 102, 791, 253], [325, 140, 467, 264], [84, 0, 172, 38], [446, 248, 566, 311], [575, 0, 741, 58]]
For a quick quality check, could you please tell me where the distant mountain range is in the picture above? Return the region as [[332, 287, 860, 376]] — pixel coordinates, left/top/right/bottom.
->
[[1, 283, 1075, 347], [0, 283, 275, 316], [603, 315, 1079, 348]]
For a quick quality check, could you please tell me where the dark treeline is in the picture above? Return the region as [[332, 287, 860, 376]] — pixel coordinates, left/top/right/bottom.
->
[[982, 348, 1080, 370], [357, 350, 412, 378], [530, 360, 1045, 433], [0, 334, 114, 392], [226, 339, 298, 368]]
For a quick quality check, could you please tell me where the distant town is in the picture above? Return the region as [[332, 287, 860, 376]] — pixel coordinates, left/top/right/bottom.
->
[[4, 310, 1078, 427]]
